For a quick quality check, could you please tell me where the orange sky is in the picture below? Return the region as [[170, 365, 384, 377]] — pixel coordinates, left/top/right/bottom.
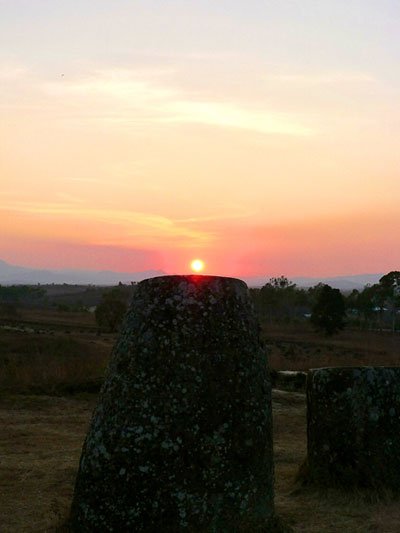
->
[[1, 1, 400, 277]]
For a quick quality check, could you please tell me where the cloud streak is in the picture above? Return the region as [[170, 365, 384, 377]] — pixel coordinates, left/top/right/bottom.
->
[[1, 201, 215, 248], [264, 71, 376, 85], [0, 64, 28, 81], [41, 68, 314, 136], [163, 100, 313, 136]]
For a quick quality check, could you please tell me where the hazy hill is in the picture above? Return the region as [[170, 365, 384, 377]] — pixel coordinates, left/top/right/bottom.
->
[[0, 259, 164, 285], [0, 259, 383, 290]]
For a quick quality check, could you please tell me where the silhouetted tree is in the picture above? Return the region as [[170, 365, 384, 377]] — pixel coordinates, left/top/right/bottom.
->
[[95, 289, 128, 333], [259, 276, 302, 322], [250, 276, 312, 323], [379, 271, 400, 332], [269, 276, 294, 289], [351, 286, 377, 329], [379, 271, 400, 290], [310, 284, 346, 335]]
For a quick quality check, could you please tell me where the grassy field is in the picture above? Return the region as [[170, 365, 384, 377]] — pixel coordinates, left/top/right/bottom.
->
[[0, 301, 113, 393], [1, 310, 400, 531], [0, 330, 112, 394], [2, 313, 399, 394], [0, 307, 97, 332], [2, 390, 400, 532], [264, 322, 400, 371]]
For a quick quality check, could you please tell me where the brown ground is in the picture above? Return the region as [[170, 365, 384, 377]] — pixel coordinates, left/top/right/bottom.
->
[[265, 323, 400, 371], [1, 313, 400, 531], [1, 390, 400, 532], [0, 308, 97, 331]]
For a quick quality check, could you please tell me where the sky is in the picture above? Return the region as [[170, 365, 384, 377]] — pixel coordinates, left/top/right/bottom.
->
[[1, 0, 400, 278]]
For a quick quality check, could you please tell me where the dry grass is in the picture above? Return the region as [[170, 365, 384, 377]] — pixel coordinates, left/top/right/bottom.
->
[[0, 331, 112, 393], [272, 390, 400, 532], [264, 323, 400, 371], [0, 308, 97, 332], [1, 390, 400, 532], [1, 315, 400, 531], [0, 394, 96, 532]]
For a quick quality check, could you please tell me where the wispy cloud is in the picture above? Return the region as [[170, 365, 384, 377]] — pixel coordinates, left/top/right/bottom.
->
[[55, 193, 85, 204], [41, 68, 314, 136], [264, 71, 375, 85], [1, 201, 215, 248], [63, 176, 163, 193], [176, 208, 256, 224], [43, 68, 180, 101], [0, 64, 28, 81], [66, 177, 106, 184], [165, 100, 313, 136]]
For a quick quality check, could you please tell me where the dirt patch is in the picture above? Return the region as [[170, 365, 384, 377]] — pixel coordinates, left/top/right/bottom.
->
[[1, 392, 399, 532], [0, 394, 96, 532]]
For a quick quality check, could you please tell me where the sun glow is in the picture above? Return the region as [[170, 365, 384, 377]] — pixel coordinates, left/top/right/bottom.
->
[[190, 259, 205, 273]]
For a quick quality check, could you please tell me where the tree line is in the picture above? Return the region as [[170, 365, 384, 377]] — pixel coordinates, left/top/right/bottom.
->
[[250, 271, 400, 335], [2, 272, 399, 336], [36, 272, 400, 335]]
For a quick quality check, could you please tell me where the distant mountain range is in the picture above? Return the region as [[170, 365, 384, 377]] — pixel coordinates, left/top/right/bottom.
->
[[0, 259, 164, 285], [0, 258, 383, 290]]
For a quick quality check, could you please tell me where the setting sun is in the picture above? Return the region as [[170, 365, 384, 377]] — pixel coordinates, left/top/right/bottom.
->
[[190, 259, 205, 273]]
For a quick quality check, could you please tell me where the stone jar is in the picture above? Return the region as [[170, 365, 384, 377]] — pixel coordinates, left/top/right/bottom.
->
[[307, 366, 400, 490], [70, 275, 275, 532]]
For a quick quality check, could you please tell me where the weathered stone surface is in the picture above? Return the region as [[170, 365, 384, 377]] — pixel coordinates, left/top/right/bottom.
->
[[70, 275, 275, 531], [272, 371, 307, 392], [307, 366, 400, 490]]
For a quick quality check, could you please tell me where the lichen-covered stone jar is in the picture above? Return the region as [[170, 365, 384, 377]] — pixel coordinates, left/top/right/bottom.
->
[[307, 366, 400, 490], [70, 275, 275, 531]]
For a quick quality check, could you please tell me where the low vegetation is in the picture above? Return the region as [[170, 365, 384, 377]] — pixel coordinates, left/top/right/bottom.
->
[[264, 322, 400, 371], [250, 271, 400, 333], [0, 331, 112, 394], [1, 278, 400, 531], [2, 391, 400, 532]]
